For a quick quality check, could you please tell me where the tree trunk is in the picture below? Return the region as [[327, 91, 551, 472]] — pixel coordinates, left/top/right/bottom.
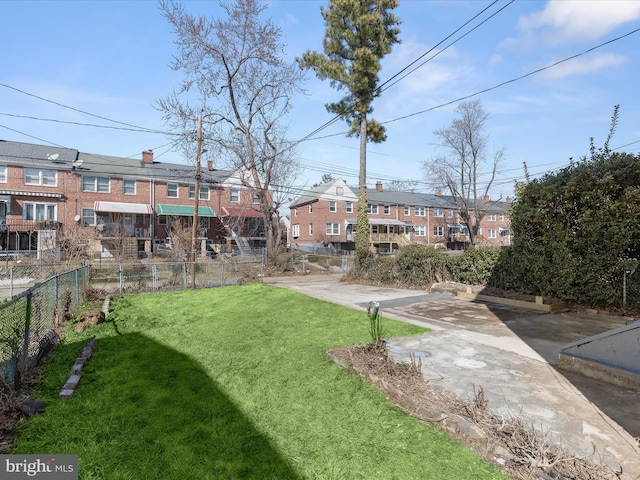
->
[[356, 114, 371, 259]]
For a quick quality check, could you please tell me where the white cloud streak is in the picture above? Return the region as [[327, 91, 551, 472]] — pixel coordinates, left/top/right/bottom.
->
[[519, 0, 640, 43]]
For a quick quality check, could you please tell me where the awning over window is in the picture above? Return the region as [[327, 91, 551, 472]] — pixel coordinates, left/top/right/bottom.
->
[[0, 189, 62, 198], [221, 206, 262, 218], [94, 201, 152, 214], [345, 218, 411, 226], [156, 204, 216, 217], [368, 218, 410, 226]]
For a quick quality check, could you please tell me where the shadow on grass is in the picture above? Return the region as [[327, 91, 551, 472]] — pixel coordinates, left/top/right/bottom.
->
[[15, 331, 300, 480]]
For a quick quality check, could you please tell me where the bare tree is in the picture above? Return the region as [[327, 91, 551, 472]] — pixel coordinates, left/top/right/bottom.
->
[[48, 224, 95, 264], [312, 173, 335, 187], [385, 179, 419, 192], [158, 0, 305, 263], [423, 100, 504, 245]]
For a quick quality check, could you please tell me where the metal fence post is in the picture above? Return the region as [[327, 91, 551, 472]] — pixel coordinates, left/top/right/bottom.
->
[[54, 275, 60, 326], [74, 269, 79, 305], [119, 264, 124, 294], [17, 291, 33, 389], [9, 266, 13, 298], [183, 262, 187, 288], [152, 264, 158, 291]]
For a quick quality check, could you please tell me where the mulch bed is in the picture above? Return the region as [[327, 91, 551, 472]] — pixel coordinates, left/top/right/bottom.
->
[[328, 344, 623, 480]]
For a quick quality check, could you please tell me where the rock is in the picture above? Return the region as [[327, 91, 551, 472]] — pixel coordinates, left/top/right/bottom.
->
[[19, 400, 46, 417], [75, 311, 106, 332], [443, 414, 487, 440]]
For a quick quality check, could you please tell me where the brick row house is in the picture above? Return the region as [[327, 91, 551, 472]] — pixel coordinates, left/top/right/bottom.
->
[[289, 179, 512, 253], [0, 140, 267, 260]]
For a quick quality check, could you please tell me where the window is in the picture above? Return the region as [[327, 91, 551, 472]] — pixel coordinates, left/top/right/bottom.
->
[[329, 201, 337, 212], [252, 192, 260, 204], [24, 168, 57, 186], [82, 208, 96, 226], [292, 224, 300, 237], [0, 166, 6, 183], [415, 225, 426, 236], [478, 228, 483, 235], [500, 214, 505, 222], [345, 202, 353, 213], [189, 185, 210, 200], [230, 189, 239, 203], [199, 217, 210, 229], [82, 175, 109, 193], [158, 216, 167, 225], [167, 183, 179, 198], [488, 229, 497, 239], [383, 205, 390, 215], [309, 224, 313, 235], [448, 209, 454, 218], [308, 203, 313, 213], [325, 223, 340, 235], [488, 214, 496, 221], [294, 208, 298, 217], [367, 204, 378, 214], [24, 202, 56, 221], [404, 205, 410, 216], [336, 186, 344, 195], [81, 209, 109, 226], [433, 226, 444, 237], [434, 208, 444, 217], [123, 179, 136, 195], [414, 206, 425, 216]]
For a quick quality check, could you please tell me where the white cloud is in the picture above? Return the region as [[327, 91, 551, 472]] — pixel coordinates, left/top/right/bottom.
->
[[279, 13, 299, 28], [539, 52, 627, 79], [381, 40, 466, 98], [519, 0, 640, 43]]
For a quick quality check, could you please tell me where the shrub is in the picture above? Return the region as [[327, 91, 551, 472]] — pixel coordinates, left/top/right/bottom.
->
[[446, 246, 501, 285], [395, 244, 448, 287]]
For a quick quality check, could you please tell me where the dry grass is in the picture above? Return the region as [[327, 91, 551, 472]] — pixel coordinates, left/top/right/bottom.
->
[[0, 369, 41, 454], [328, 345, 623, 480]]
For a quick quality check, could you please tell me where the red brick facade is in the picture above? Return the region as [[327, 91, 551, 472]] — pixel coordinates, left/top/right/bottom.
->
[[0, 141, 267, 257], [289, 180, 511, 252]]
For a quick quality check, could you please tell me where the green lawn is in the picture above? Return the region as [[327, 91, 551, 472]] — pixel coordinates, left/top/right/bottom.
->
[[14, 283, 506, 480]]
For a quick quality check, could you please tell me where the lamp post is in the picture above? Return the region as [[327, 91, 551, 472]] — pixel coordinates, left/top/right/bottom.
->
[[190, 115, 203, 289]]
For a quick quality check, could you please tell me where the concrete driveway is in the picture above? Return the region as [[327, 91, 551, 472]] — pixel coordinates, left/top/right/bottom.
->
[[263, 274, 640, 479]]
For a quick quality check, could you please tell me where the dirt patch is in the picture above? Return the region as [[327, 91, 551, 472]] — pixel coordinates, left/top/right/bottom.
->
[[328, 344, 622, 480], [0, 369, 42, 454]]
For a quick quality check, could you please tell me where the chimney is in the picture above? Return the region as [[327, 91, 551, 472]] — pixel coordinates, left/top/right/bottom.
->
[[375, 181, 383, 192], [435, 188, 441, 196], [142, 150, 154, 164], [207, 160, 213, 171], [506, 196, 511, 203], [483, 194, 490, 202]]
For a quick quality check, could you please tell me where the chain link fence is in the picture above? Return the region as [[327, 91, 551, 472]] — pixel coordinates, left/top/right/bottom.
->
[[0, 266, 90, 387], [0, 264, 84, 300], [88, 257, 264, 296]]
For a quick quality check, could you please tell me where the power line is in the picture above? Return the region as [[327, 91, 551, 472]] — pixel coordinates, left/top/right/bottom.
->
[[0, 124, 69, 149], [295, 0, 511, 144], [381, 26, 640, 126], [0, 112, 174, 135], [0, 82, 168, 135], [378, 0, 514, 94]]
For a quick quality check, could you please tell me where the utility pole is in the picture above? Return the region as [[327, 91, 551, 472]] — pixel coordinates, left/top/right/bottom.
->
[[190, 115, 203, 289]]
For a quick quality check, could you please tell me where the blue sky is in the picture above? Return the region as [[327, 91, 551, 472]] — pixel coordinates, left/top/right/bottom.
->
[[2, 0, 640, 200]]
